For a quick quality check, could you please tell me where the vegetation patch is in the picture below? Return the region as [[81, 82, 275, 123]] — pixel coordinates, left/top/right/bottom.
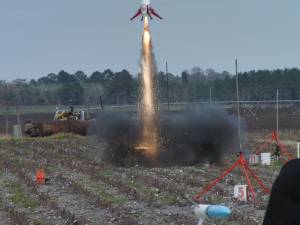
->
[[0, 135, 11, 142], [34, 220, 53, 225], [43, 133, 82, 141], [102, 169, 114, 177], [95, 184, 126, 205], [124, 178, 182, 205], [5, 181, 39, 209], [46, 165, 59, 173]]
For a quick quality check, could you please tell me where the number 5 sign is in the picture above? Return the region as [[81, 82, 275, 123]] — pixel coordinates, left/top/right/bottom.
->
[[234, 185, 248, 202]]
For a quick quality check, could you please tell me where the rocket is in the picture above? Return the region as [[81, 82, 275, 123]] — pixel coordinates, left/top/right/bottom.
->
[[130, 0, 162, 21], [194, 204, 231, 225]]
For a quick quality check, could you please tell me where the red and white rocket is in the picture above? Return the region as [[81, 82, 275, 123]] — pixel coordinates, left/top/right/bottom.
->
[[130, 0, 162, 21]]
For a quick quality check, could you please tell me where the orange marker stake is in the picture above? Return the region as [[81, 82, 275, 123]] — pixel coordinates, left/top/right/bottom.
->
[[36, 169, 45, 184]]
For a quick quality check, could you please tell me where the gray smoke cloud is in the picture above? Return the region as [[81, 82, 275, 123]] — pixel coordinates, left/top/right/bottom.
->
[[157, 107, 239, 166], [89, 106, 240, 167]]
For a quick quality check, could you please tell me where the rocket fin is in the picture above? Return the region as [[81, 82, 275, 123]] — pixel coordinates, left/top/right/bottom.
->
[[130, 9, 142, 21], [150, 8, 163, 20], [147, 6, 153, 20]]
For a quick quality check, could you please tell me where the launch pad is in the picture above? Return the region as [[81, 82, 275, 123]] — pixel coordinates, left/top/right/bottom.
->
[[194, 152, 270, 203], [255, 131, 294, 163]]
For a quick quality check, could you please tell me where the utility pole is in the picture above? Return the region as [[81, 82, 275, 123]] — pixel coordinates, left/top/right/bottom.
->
[[276, 89, 279, 138], [16, 105, 22, 138], [99, 95, 104, 111], [235, 59, 242, 152], [209, 87, 212, 104], [165, 61, 170, 111]]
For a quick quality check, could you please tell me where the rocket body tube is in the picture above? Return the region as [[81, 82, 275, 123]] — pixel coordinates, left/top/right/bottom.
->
[[130, 0, 162, 21], [206, 205, 231, 218], [194, 204, 231, 225]]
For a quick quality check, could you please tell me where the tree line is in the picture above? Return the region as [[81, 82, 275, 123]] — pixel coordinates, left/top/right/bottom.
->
[[1, 67, 300, 106]]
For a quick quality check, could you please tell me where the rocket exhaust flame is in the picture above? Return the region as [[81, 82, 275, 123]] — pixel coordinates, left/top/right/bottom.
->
[[138, 17, 159, 160]]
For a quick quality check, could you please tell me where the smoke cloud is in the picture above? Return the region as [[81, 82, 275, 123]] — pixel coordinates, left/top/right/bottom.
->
[[89, 106, 240, 167], [157, 107, 239, 166]]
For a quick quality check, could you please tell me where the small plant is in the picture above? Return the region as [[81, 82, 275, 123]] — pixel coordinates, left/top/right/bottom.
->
[[5, 181, 39, 209], [102, 170, 113, 177], [95, 185, 125, 205], [34, 220, 53, 225]]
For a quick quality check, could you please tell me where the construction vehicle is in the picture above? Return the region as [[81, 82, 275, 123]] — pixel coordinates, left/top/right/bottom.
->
[[54, 106, 86, 121], [24, 106, 91, 137], [24, 120, 90, 137]]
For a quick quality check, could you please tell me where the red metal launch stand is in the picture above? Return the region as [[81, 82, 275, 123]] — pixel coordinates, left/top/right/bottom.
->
[[194, 152, 270, 202], [255, 131, 294, 163]]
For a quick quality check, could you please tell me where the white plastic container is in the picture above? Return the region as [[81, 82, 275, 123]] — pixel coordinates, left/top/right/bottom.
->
[[261, 153, 271, 165], [234, 185, 248, 202], [80, 111, 85, 120], [13, 125, 22, 139], [249, 154, 260, 165]]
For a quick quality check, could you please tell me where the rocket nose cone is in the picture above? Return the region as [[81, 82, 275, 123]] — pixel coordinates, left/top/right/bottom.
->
[[206, 206, 231, 219], [142, 0, 150, 5]]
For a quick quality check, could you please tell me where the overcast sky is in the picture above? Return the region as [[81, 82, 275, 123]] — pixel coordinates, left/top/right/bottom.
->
[[0, 0, 300, 81]]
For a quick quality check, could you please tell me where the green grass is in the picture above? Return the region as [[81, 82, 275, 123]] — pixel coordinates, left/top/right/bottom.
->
[[0, 105, 103, 116], [5, 181, 39, 209], [102, 170, 114, 177], [125, 178, 181, 205], [126, 179, 150, 192], [43, 133, 73, 140], [0, 105, 56, 115], [159, 195, 181, 205], [34, 221, 53, 225], [46, 165, 59, 173], [95, 184, 126, 205], [0, 103, 183, 116], [38, 133, 85, 141], [0, 133, 84, 144], [271, 159, 283, 171]]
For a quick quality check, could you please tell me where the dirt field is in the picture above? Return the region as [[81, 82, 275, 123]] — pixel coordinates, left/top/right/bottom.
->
[[0, 106, 299, 224], [0, 131, 296, 225]]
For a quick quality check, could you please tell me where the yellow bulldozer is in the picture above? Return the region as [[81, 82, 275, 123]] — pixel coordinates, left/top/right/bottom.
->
[[25, 106, 90, 137], [54, 106, 86, 121]]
